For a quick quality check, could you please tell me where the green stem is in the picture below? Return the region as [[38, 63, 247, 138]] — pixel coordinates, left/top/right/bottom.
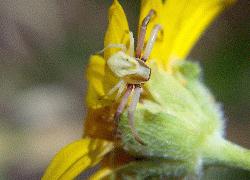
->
[[203, 136, 250, 171]]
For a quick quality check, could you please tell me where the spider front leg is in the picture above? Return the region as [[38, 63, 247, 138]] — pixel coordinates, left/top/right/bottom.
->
[[106, 80, 125, 98], [96, 43, 127, 54], [136, 9, 155, 58], [128, 84, 145, 145], [98, 31, 134, 56], [128, 32, 134, 57], [142, 24, 162, 61]]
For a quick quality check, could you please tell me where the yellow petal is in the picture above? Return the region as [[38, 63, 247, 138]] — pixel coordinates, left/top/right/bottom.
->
[[42, 137, 113, 180], [104, 0, 130, 60], [170, 0, 235, 59], [161, 0, 235, 69], [86, 55, 105, 108]]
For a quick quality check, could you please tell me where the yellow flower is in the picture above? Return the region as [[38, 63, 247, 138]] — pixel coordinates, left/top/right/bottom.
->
[[42, 0, 237, 179]]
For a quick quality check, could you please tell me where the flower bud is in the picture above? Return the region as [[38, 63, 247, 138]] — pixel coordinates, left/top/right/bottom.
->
[[117, 61, 250, 177]]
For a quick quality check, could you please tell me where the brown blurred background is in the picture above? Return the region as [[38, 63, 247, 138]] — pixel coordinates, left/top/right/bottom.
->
[[0, 0, 249, 179]]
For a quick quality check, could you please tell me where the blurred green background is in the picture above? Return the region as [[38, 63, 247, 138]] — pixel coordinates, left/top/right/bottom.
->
[[0, 0, 249, 179]]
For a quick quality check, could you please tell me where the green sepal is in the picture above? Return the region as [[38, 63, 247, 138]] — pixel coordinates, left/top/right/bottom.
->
[[106, 159, 197, 180]]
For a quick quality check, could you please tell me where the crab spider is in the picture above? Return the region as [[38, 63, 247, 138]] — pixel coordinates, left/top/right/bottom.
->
[[104, 10, 162, 145]]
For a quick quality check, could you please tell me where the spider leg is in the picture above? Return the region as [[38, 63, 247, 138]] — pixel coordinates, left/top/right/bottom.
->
[[115, 81, 126, 100], [128, 85, 146, 145], [128, 32, 134, 57], [142, 24, 162, 62], [106, 80, 125, 97], [114, 84, 133, 125], [135, 9, 156, 58], [96, 43, 127, 54]]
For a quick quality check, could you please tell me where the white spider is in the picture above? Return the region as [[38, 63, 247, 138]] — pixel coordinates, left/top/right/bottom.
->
[[101, 10, 162, 145]]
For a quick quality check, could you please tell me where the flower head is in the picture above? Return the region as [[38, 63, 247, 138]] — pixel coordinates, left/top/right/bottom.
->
[[42, 0, 250, 179]]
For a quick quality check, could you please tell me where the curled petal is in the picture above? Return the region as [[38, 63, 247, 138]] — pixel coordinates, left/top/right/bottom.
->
[[103, 0, 131, 96]]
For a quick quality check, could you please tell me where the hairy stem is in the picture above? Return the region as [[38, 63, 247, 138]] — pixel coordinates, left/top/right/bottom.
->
[[203, 136, 250, 170]]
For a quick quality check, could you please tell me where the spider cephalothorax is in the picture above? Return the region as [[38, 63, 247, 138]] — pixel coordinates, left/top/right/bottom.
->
[[104, 10, 162, 144]]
